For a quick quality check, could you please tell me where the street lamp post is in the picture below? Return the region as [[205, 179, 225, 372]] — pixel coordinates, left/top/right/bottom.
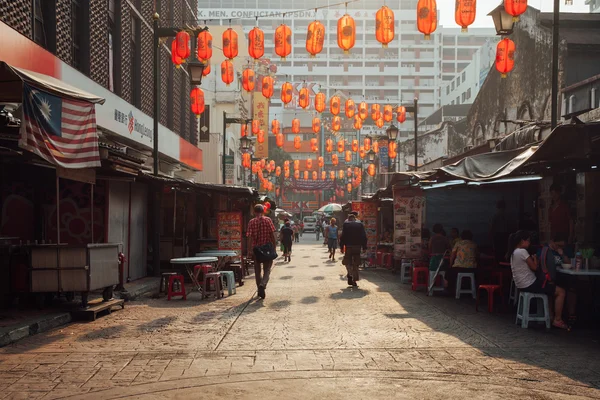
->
[[367, 149, 377, 194], [223, 112, 252, 185], [240, 135, 254, 187], [386, 123, 399, 176]]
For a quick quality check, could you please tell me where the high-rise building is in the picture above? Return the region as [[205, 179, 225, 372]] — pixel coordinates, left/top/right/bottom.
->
[[586, 0, 600, 13]]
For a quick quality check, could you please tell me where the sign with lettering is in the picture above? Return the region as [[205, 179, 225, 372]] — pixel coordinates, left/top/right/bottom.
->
[[224, 155, 235, 185], [217, 212, 243, 255], [113, 109, 153, 140], [253, 92, 269, 158]]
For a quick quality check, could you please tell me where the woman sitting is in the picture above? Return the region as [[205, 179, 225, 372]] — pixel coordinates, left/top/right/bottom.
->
[[446, 230, 478, 290], [508, 231, 568, 329]]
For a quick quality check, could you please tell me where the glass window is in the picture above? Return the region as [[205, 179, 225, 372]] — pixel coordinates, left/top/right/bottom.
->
[[33, 0, 46, 47], [71, 0, 83, 71]]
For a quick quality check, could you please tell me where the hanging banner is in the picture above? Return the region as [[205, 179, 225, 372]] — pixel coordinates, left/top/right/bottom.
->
[[253, 92, 269, 158], [285, 178, 335, 191], [217, 212, 243, 255], [392, 186, 425, 260]]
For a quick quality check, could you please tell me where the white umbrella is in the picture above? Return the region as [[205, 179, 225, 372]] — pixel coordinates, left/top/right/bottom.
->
[[317, 203, 343, 213]]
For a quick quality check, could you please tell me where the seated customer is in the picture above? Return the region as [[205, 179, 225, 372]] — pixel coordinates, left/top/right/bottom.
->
[[449, 227, 460, 249], [451, 230, 477, 269], [428, 223, 450, 272], [508, 231, 568, 329]]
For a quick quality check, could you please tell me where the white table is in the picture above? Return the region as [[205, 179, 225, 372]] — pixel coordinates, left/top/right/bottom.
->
[[170, 257, 219, 293], [557, 268, 600, 276]]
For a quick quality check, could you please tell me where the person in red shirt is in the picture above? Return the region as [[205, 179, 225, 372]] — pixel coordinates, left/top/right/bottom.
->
[[247, 204, 277, 299], [549, 184, 573, 244]]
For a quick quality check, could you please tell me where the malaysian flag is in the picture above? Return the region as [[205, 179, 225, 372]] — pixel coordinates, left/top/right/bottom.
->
[[19, 83, 101, 169]]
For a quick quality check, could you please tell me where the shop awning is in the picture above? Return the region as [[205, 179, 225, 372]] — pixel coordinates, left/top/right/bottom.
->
[[0, 62, 105, 104], [140, 172, 257, 197]]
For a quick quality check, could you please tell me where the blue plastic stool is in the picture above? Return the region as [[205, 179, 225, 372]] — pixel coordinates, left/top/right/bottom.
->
[[220, 271, 237, 296]]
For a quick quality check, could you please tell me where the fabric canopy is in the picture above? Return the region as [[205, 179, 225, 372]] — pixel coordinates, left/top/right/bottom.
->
[[0, 62, 105, 104]]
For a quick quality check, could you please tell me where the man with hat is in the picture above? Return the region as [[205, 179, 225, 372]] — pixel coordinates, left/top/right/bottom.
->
[[247, 204, 277, 299], [339, 212, 367, 287]]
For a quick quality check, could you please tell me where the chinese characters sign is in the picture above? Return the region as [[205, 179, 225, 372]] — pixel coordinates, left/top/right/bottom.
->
[[217, 212, 243, 255], [253, 92, 269, 158]]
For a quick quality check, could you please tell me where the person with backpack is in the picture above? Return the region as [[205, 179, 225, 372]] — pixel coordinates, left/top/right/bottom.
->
[[247, 204, 277, 299], [507, 231, 568, 329], [280, 220, 294, 263], [339, 213, 367, 287]]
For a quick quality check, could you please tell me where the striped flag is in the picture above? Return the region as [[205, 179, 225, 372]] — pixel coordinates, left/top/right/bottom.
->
[[19, 83, 101, 169]]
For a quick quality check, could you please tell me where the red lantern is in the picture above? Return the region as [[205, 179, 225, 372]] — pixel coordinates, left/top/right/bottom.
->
[[285, 170, 290, 178], [262, 76, 274, 98], [312, 171, 318, 181], [505, 0, 528, 22], [271, 119, 280, 135], [294, 160, 300, 170], [330, 96, 341, 116], [222, 28, 238, 59], [276, 133, 284, 147], [337, 139, 345, 153], [310, 138, 318, 151], [345, 150, 352, 163], [314, 92, 326, 113], [347, 167, 353, 177], [281, 82, 293, 104], [347, 183, 352, 193], [417, 0, 438, 40], [321, 171, 326, 180], [294, 136, 301, 150], [376, 118, 384, 129], [276, 166, 281, 177], [284, 160, 290, 170], [299, 87, 310, 109], [383, 105, 393, 122], [371, 104, 381, 121], [306, 20, 325, 58], [294, 170, 300, 179], [260, 159, 266, 169], [332, 154, 339, 166], [306, 159, 313, 169], [330, 171, 336, 180], [337, 14, 356, 54], [332, 116, 341, 132], [397, 106, 407, 123], [197, 30, 213, 61], [312, 117, 321, 134], [241, 124, 248, 137], [304, 171, 309, 180], [252, 119, 260, 135], [389, 141, 397, 154], [376, 6, 395, 48], [373, 141, 380, 154], [275, 24, 292, 60], [359, 146, 366, 159], [176, 31, 190, 59], [455, 0, 477, 32], [367, 164, 376, 177], [257, 130, 265, 144], [248, 26, 265, 60], [221, 60, 234, 86], [352, 139, 359, 152], [292, 118, 301, 134], [242, 68, 255, 92], [496, 38, 516, 78], [326, 139, 333, 153], [354, 167, 360, 177], [354, 115, 363, 130], [318, 156, 324, 168], [345, 99, 356, 119], [202, 63, 211, 76], [242, 153, 251, 168], [190, 88, 205, 117], [364, 137, 372, 151], [171, 39, 183, 67], [358, 101, 369, 120]]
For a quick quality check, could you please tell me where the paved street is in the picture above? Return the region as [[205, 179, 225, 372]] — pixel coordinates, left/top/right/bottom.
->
[[1, 238, 600, 399]]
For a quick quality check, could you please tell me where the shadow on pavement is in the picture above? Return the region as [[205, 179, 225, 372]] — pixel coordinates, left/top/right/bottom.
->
[[300, 296, 319, 304], [330, 288, 369, 300], [269, 300, 292, 310]]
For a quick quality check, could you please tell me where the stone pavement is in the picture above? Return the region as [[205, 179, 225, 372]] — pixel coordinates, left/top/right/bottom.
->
[[1, 239, 600, 399]]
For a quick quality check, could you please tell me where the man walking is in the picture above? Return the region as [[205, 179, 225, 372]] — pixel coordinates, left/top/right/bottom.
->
[[339, 213, 367, 287], [247, 204, 277, 299]]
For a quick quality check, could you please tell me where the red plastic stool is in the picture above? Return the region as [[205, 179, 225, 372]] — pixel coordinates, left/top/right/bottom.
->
[[385, 253, 394, 269], [193, 264, 214, 283], [376, 252, 384, 267], [167, 274, 186, 300], [476, 285, 503, 312], [412, 267, 429, 291]]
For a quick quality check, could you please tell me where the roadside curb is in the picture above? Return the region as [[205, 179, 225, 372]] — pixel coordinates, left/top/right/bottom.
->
[[0, 312, 72, 348], [117, 278, 160, 302]]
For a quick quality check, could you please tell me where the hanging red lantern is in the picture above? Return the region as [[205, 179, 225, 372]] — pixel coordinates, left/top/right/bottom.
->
[[330, 171, 336, 180], [271, 119, 280, 135], [299, 87, 310, 109], [354, 167, 360, 177], [197, 30, 213, 61], [242, 153, 251, 169], [345, 99, 356, 119], [285, 169, 290, 178], [262, 76, 274, 98], [505, 0, 528, 22], [358, 101, 369, 120], [276, 133, 284, 147], [202, 63, 211, 76], [259, 159, 266, 169], [312, 171, 317, 181], [276, 166, 281, 177], [176, 31, 190, 59], [376, 118, 384, 129], [306, 20, 325, 58], [171, 39, 183, 67], [275, 24, 292, 60], [389, 141, 397, 154], [321, 171, 326, 180], [332, 154, 339, 166], [252, 119, 260, 135], [347, 167, 353, 177], [354, 115, 363, 130], [190, 88, 205, 117], [222, 27, 238, 59], [373, 141, 380, 154], [294, 170, 300, 179], [330, 96, 341, 116], [397, 106, 407, 123], [306, 159, 313, 169], [318, 156, 324, 168], [281, 82, 293, 104], [242, 68, 255, 92], [455, 0, 477, 32], [496, 38, 516, 78], [292, 118, 301, 134], [337, 14, 356, 54], [337, 139, 345, 153], [347, 183, 352, 193], [294, 160, 300, 170], [248, 26, 265, 60], [304, 171, 309, 180], [376, 6, 395, 48], [364, 137, 372, 151], [367, 164, 376, 177], [371, 104, 381, 121], [241, 124, 248, 138], [383, 105, 393, 122], [294, 136, 301, 150], [312, 117, 321, 134], [359, 146, 366, 159], [326, 139, 333, 153], [345, 150, 352, 163], [284, 160, 290, 170], [221, 60, 234, 86], [315, 92, 326, 113], [257, 130, 265, 144], [310, 138, 318, 151], [332, 116, 341, 132], [417, 0, 438, 40], [352, 139, 359, 152]]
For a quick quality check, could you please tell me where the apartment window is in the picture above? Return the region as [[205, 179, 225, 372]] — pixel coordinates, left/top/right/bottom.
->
[[130, 15, 141, 107], [462, 71, 467, 82], [446, 86, 450, 95], [71, 0, 89, 73], [461, 92, 466, 103], [451, 81, 455, 90], [456, 96, 460, 105], [33, 0, 56, 52], [466, 88, 472, 100]]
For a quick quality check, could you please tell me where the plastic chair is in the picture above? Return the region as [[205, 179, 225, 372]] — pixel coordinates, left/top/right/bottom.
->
[[428, 271, 446, 296], [515, 292, 551, 329], [160, 272, 178, 294], [509, 278, 519, 306], [203, 272, 223, 300], [220, 271, 237, 296], [412, 267, 429, 291], [400, 260, 412, 284], [193, 264, 213, 284], [456, 272, 476, 299], [167, 275, 186, 300], [476, 285, 503, 313]]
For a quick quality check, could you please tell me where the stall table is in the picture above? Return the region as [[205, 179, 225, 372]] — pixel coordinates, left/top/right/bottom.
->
[[196, 251, 238, 270], [557, 268, 600, 276], [170, 257, 218, 295]]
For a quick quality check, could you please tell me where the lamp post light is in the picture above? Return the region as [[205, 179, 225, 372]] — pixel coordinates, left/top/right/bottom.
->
[[239, 136, 254, 187], [386, 124, 399, 173], [487, 4, 515, 36]]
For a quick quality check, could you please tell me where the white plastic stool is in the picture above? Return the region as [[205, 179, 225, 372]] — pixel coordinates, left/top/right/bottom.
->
[[428, 271, 446, 296], [220, 271, 237, 296], [509, 278, 519, 306], [455, 272, 476, 299], [400, 260, 412, 284], [515, 292, 551, 329]]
